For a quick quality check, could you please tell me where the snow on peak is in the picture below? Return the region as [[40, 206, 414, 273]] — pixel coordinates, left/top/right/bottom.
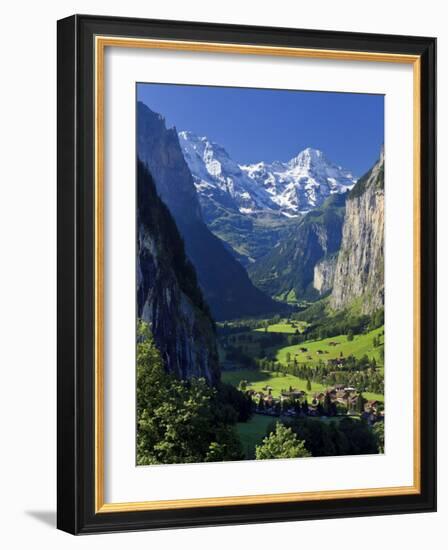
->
[[289, 147, 325, 167], [179, 131, 357, 217], [179, 131, 276, 213]]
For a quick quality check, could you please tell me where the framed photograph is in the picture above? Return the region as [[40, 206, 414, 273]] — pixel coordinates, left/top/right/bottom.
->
[[57, 14, 436, 534]]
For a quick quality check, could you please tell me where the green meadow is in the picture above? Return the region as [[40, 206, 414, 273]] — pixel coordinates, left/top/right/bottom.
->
[[222, 368, 384, 403], [254, 320, 308, 334], [236, 414, 276, 459], [275, 326, 384, 366]]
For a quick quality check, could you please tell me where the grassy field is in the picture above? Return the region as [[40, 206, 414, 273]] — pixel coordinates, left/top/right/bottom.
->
[[221, 325, 385, 402], [275, 289, 298, 304], [275, 326, 384, 365], [223, 369, 328, 396], [236, 414, 276, 459], [222, 368, 384, 403], [254, 320, 308, 334]]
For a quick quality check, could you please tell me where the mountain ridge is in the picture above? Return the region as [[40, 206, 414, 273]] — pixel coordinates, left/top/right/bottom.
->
[[179, 131, 357, 218]]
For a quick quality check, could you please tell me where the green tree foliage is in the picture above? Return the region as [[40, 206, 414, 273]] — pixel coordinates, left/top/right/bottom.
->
[[356, 392, 366, 413], [137, 321, 243, 464], [255, 423, 311, 460], [347, 329, 354, 342], [293, 302, 373, 341], [369, 308, 385, 330], [373, 421, 385, 453], [323, 392, 337, 416], [216, 382, 253, 422], [284, 417, 379, 457]]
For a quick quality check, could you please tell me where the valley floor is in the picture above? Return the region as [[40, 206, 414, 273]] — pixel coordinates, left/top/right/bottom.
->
[[219, 315, 385, 457], [222, 368, 384, 404]]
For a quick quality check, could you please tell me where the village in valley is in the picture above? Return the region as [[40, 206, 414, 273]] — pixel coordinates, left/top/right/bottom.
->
[[245, 382, 383, 425], [219, 313, 385, 457]]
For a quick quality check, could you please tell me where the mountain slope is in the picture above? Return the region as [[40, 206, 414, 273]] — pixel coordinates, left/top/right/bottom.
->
[[137, 102, 283, 320], [330, 150, 384, 314], [137, 160, 219, 383], [248, 193, 347, 301], [197, 200, 297, 267]]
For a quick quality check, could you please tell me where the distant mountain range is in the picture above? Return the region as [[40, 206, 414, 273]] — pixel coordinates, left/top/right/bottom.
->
[[179, 129, 384, 314], [179, 131, 357, 217]]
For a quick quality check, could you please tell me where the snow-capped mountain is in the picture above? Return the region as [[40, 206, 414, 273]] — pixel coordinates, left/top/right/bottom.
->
[[241, 148, 357, 215], [179, 131, 275, 215], [179, 131, 357, 217]]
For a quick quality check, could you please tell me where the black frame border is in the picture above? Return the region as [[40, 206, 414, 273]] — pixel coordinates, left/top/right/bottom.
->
[[57, 14, 436, 534]]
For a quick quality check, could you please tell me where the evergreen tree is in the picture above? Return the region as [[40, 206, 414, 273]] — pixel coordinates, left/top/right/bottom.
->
[[255, 423, 311, 460], [356, 392, 366, 413], [324, 392, 337, 416], [373, 421, 385, 453], [137, 321, 243, 465], [302, 399, 309, 415]]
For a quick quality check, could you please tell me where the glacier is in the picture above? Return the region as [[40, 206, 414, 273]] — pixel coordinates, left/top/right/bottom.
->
[[179, 131, 357, 217]]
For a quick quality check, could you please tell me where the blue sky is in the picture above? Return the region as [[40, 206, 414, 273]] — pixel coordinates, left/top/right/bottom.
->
[[137, 83, 384, 177]]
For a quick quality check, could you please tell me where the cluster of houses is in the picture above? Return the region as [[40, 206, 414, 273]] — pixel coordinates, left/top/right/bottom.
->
[[245, 383, 383, 424]]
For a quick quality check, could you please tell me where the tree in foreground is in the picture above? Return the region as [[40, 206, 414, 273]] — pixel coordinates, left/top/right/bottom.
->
[[137, 320, 243, 465], [255, 423, 311, 460]]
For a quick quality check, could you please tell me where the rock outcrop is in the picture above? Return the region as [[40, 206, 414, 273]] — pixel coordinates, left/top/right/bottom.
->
[[313, 253, 338, 295], [137, 160, 219, 384], [330, 150, 384, 314], [248, 193, 346, 301]]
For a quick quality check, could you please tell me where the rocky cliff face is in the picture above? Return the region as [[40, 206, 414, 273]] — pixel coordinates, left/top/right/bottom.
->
[[248, 193, 346, 301], [330, 151, 384, 314], [137, 160, 219, 384], [137, 102, 284, 321], [313, 253, 338, 295]]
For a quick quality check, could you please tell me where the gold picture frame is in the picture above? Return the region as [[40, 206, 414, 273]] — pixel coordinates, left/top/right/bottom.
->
[[57, 15, 436, 534]]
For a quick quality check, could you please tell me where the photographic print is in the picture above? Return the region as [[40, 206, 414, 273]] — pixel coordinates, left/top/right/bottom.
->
[[136, 84, 385, 465], [57, 16, 436, 532]]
